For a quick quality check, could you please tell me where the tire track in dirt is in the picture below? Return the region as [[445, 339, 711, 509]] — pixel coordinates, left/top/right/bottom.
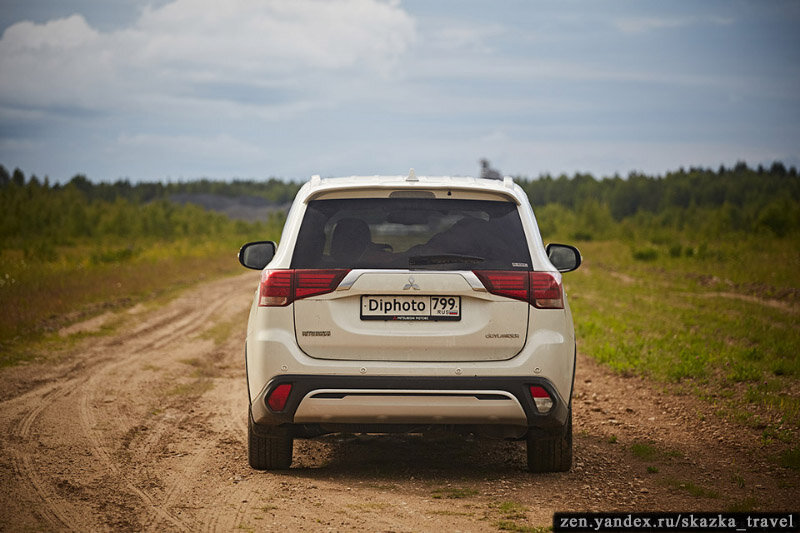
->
[[0, 272, 257, 532], [199, 371, 260, 533], [5, 357, 120, 532], [129, 277, 257, 532], [189, 329, 269, 533], [72, 276, 242, 532], [8, 381, 84, 531], [4, 306, 203, 531], [142, 447, 210, 533], [77, 375, 194, 532], [142, 302, 255, 533]]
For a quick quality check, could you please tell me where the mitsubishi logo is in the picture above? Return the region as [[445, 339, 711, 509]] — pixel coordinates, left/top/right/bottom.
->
[[403, 276, 420, 290]]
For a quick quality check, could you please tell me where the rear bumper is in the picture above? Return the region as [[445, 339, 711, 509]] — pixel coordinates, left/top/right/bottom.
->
[[251, 375, 569, 434]]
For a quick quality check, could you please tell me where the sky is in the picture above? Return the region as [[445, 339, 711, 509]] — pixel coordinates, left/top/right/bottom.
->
[[0, 0, 799, 183]]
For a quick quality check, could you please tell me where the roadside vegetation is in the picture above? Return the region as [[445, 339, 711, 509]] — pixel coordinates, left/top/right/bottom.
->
[[0, 166, 290, 365]]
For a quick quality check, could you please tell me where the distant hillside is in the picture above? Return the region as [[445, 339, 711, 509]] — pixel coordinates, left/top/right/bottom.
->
[[169, 193, 290, 222]]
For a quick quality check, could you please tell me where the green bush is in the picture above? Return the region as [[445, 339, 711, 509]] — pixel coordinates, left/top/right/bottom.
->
[[632, 247, 659, 261]]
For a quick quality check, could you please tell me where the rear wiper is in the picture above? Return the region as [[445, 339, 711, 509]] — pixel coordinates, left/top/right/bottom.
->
[[408, 254, 485, 267]]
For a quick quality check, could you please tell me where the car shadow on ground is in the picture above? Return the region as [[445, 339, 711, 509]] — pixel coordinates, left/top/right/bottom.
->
[[285, 432, 533, 480]]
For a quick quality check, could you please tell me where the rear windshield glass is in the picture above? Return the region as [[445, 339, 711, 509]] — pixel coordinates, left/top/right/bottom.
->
[[291, 198, 532, 270]]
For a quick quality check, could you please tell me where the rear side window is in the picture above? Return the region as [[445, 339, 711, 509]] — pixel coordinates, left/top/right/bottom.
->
[[291, 198, 532, 270]]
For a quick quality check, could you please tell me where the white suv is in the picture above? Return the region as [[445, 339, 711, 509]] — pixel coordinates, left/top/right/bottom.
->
[[238, 172, 581, 472]]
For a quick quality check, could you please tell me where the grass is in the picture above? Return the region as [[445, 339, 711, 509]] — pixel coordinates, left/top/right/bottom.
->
[[664, 478, 720, 499], [197, 309, 249, 347], [0, 242, 241, 364], [496, 521, 550, 533], [179, 356, 224, 379], [565, 237, 800, 443], [346, 502, 390, 511], [726, 498, 760, 512], [429, 510, 475, 517], [630, 442, 659, 461], [0, 225, 275, 368], [630, 442, 681, 474], [489, 501, 539, 532], [431, 487, 479, 499], [495, 501, 528, 519], [165, 379, 214, 397], [778, 446, 800, 470]]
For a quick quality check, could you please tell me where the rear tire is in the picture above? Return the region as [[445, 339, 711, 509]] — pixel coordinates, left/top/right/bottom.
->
[[526, 409, 572, 473], [248, 409, 293, 470]]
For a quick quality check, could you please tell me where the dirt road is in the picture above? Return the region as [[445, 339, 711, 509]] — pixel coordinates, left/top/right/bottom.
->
[[1, 272, 796, 532]]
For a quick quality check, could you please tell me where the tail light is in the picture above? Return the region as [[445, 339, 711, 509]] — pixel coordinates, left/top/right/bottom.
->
[[472, 270, 564, 309], [530, 385, 553, 413], [266, 383, 292, 411], [258, 270, 293, 306], [258, 269, 350, 307], [529, 271, 564, 309], [473, 271, 528, 301]]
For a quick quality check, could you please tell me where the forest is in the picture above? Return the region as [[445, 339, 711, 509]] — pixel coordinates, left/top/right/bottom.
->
[[2, 161, 798, 247], [517, 161, 800, 239]]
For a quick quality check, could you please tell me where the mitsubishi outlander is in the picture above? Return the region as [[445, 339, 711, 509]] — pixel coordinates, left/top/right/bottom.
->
[[238, 172, 581, 472]]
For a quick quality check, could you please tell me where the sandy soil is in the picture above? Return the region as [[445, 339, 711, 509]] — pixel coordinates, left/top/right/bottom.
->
[[1, 271, 797, 532]]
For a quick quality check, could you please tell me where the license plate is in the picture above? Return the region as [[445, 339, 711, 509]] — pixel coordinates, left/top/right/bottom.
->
[[360, 295, 461, 321]]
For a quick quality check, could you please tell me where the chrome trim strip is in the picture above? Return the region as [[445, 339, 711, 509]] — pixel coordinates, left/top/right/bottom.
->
[[336, 270, 487, 292], [294, 389, 527, 425]]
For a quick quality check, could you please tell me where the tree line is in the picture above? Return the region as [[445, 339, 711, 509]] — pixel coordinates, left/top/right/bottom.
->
[[516, 162, 799, 238], [0, 167, 302, 205], [0, 165, 287, 252], [2, 160, 798, 249], [516, 161, 797, 216]]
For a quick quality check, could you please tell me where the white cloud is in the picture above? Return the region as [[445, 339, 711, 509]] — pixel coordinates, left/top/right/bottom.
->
[[423, 22, 505, 54], [0, 0, 416, 114], [132, 0, 414, 73], [0, 15, 113, 110], [1, 15, 99, 50]]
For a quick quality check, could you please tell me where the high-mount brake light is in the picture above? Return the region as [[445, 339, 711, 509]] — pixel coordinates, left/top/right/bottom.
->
[[258, 269, 350, 307], [529, 385, 554, 413], [472, 270, 564, 309], [266, 383, 292, 411]]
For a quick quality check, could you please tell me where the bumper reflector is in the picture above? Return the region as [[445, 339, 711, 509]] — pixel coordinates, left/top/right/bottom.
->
[[529, 385, 553, 413], [266, 384, 292, 411]]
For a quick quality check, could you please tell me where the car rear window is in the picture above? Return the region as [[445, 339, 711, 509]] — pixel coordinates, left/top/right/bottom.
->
[[291, 198, 532, 270]]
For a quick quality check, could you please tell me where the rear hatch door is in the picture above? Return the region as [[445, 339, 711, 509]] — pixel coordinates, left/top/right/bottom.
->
[[294, 271, 529, 362]]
